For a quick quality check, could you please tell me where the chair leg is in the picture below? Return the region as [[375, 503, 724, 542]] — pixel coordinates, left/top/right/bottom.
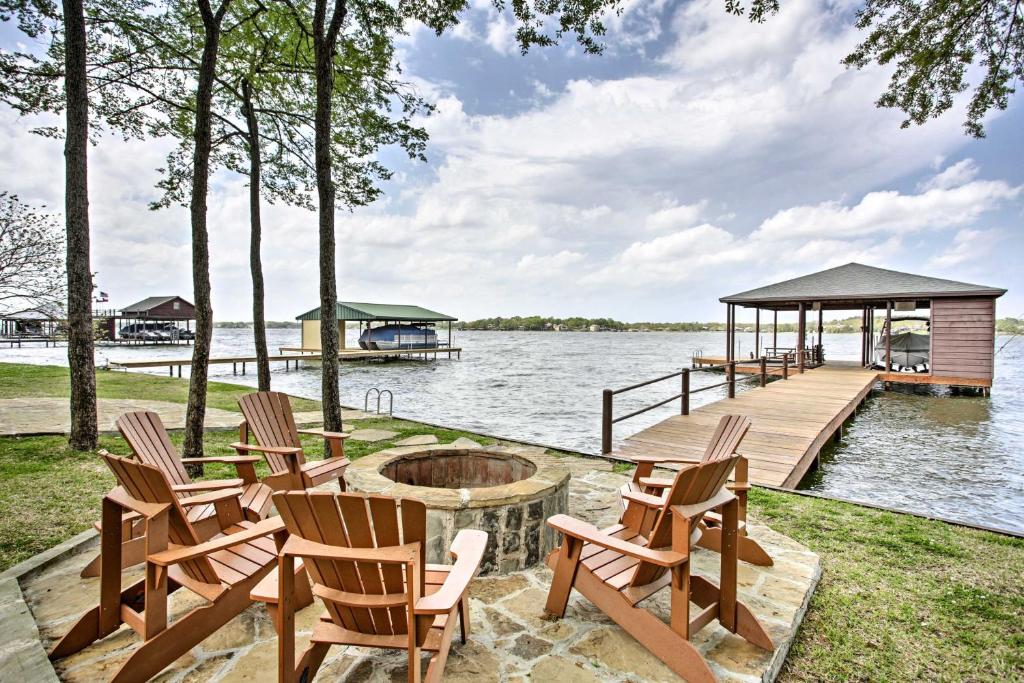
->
[[109, 570, 271, 683], [697, 526, 774, 566], [458, 592, 470, 643], [80, 536, 148, 578], [569, 565, 716, 683], [543, 537, 582, 619]]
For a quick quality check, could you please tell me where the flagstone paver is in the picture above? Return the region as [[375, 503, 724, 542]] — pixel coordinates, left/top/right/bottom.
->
[[347, 428, 400, 442], [14, 450, 820, 683], [392, 434, 439, 446]]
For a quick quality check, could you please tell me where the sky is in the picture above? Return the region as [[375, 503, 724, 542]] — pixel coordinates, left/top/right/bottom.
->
[[1, 0, 1021, 324]]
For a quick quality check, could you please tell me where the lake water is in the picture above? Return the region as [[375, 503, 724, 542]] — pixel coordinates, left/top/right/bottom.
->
[[5, 328, 1022, 533]]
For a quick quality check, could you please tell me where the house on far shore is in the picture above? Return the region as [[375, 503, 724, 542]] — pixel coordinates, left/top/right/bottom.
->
[[94, 295, 197, 342]]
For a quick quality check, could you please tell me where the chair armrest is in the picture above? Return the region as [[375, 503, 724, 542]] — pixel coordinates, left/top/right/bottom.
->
[[627, 454, 700, 465], [416, 529, 487, 615], [281, 535, 419, 564], [621, 490, 666, 508], [296, 428, 350, 441], [150, 517, 286, 566], [670, 488, 735, 520], [181, 456, 262, 465], [106, 486, 170, 519], [230, 442, 302, 456], [638, 476, 675, 489], [172, 479, 244, 493], [546, 515, 687, 567], [177, 488, 244, 507]]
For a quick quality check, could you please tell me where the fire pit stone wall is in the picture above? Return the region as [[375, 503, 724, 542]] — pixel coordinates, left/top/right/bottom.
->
[[346, 444, 570, 574]]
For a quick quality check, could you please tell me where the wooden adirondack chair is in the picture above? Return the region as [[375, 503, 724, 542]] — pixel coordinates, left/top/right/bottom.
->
[[80, 411, 275, 578], [233, 391, 350, 491], [618, 414, 772, 566], [51, 453, 291, 683], [545, 456, 773, 683], [269, 491, 487, 683]]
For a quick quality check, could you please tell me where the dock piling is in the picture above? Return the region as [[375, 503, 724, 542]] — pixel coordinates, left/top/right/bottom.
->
[[681, 369, 690, 415], [601, 389, 613, 455]]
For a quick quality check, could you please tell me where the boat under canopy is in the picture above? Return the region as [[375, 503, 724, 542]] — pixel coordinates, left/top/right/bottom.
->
[[875, 317, 930, 371], [358, 324, 437, 350]]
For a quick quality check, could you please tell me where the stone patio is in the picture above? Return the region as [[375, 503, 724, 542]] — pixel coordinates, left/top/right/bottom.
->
[[11, 447, 821, 682]]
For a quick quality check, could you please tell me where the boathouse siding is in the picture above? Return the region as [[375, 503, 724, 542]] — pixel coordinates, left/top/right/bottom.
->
[[929, 297, 996, 381]]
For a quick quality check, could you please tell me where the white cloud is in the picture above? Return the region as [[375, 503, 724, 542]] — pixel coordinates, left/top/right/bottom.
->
[[645, 200, 709, 231], [753, 180, 1021, 241], [918, 158, 980, 191], [928, 228, 1002, 269]]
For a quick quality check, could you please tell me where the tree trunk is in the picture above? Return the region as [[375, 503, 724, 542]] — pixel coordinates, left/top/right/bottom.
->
[[63, 0, 97, 451], [312, 0, 346, 432], [183, 0, 230, 460], [242, 78, 270, 391]]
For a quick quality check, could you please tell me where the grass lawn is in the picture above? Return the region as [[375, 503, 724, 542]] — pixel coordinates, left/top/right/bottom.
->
[[0, 363, 1021, 680], [0, 362, 321, 413]]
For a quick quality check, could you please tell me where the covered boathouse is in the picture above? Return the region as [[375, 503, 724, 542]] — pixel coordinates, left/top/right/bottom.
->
[[292, 301, 457, 352], [718, 263, 1006, 390]]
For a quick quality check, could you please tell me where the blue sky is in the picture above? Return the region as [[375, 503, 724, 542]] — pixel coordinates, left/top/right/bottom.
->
[[1, 0, 1021, 323]]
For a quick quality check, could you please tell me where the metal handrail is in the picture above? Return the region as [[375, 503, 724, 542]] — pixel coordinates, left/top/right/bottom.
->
[[600, 353, 792, 454]]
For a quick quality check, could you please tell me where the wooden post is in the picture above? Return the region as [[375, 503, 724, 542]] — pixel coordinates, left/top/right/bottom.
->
[[681, 369, 690, 415], [727, 361, 736, 398], [817, 308, 824, 365], [759, 356, 767, 387], [724, 303, 731, 361], [783, 353, 789, 379], [755, 308, 760, 358], [797, 302, 806, 373], [885, 301, 892, 372], [448, 321, 453, 359], [601, 389, 613, 455], [772, 310, 778, 356]]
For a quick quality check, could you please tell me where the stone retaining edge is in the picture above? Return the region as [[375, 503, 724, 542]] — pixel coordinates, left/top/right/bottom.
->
[[764, 557, 822, 683], [0, 530, 97, 681]]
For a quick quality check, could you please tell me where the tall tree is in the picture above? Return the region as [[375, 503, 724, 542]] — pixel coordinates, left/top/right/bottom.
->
[[152, 0, 428, 393], [62, 0, 96, 450], [0, 0, 107, 450], [845, 0, 1024, 137], [181, 0, 233, 459]]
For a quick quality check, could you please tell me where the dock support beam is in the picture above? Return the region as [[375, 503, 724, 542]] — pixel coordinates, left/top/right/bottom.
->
[[681, 369, 690, 415], [885, 301, 892, 373], [797, 303, 806, 373], [601, 389, 613, 455]]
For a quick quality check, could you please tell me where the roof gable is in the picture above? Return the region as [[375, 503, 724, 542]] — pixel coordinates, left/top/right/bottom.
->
[[296, 301, 456, 322], [120, 296, 194, 313], [721, 263, 1006, 305]]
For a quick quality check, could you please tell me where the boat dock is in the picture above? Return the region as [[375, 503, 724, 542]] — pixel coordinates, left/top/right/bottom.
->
[[607, 363, 880, 488], [110, 346, 462, 376]]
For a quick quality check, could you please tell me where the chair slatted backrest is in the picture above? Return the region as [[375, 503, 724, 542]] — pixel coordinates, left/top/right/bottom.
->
[[116, 411, 191, 487], [238, 392, 304, 474], [100, 452, 220, 585], [630, 455, 740, 587], [701, 415, 751, 463], [275, 491, 427, 637]]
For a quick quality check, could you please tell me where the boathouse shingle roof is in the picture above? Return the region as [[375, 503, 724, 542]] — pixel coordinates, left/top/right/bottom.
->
[[296, 302, 456, 322], [120, 296, 195, 314], [720, 263, 1006, 307]]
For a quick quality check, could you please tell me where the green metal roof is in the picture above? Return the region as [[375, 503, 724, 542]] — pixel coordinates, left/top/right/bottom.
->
[[295, 301, 457, 322]]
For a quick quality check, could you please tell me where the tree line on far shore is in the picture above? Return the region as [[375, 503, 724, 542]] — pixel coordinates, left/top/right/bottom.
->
[[462, 316, 1024, 334]]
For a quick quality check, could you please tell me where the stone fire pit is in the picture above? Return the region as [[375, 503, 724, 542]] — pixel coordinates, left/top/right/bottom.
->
[[347, 445, 569, 574]]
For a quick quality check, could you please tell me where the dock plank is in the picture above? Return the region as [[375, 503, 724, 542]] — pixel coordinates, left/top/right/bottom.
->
[[613, 365, 880, 489]]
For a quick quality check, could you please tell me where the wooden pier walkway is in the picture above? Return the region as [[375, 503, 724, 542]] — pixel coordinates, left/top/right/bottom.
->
[[110, 346, 462, 376], [614, 365, 880, 488]]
